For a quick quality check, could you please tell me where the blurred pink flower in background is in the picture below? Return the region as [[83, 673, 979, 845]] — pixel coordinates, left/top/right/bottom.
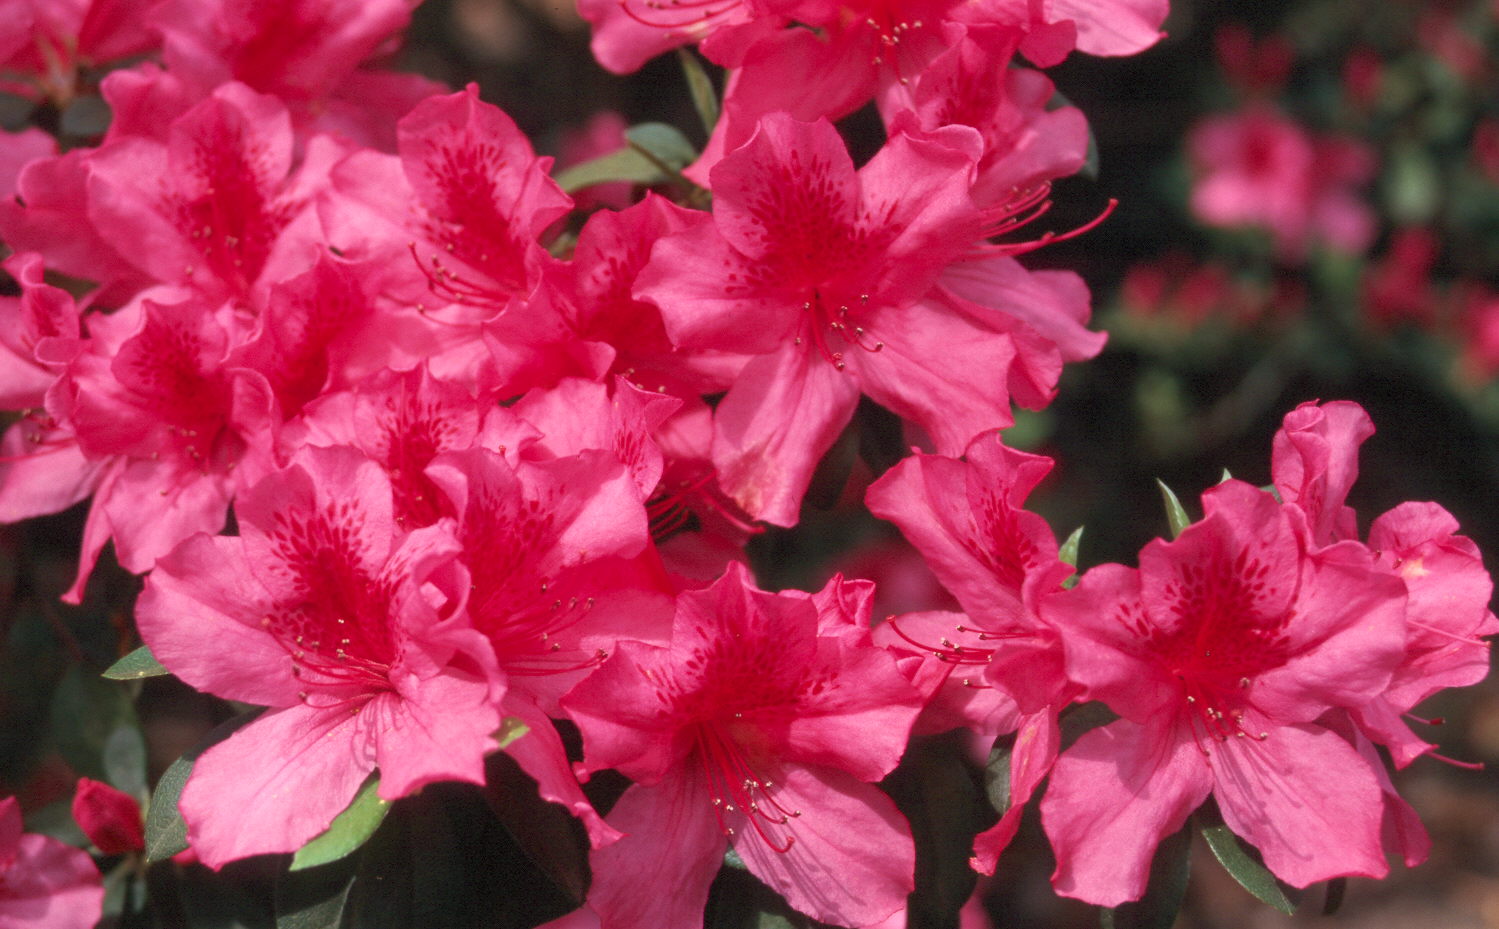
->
[[1188, 104, 1376, 261]]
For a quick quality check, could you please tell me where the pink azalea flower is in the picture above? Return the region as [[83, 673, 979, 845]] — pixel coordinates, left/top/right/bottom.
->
[[562, 564, 925, 928], [62, 293, 278, 599], [640, 114, 1019, 525], [865, 432, 1075, 872], [0, 0, 157, 104], [150, 0, 417, 104], [882, 25, 1090, 211], [425, 440, 673, 846], [0, 796, 103, 929], [1038, 480, 1409, 906], [285, 364, 500, 528], [1271, 400, 1498, 767], [135, 445, 501, 867], [321, 84, 572, 317]]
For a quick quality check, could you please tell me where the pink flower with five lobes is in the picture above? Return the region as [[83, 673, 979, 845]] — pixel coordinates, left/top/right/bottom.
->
[[639, 113, 1018, 526], [1037, 479, 1409, 906], [561, 563, 925, 929], [135, 444, 502, 868]]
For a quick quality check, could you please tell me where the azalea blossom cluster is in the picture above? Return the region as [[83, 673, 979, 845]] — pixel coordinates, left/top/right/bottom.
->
[[0, 0, 1490, 927]]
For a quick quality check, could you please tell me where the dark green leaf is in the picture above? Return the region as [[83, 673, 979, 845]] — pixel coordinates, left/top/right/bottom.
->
[[344, 783, 576, 929], [103, 722, 148, 799], [277, 857, 358, 929], [883, 736, 984, 929], [1058, 702, 1119, 751], [482, 751, 590, 906], [1200, 824, 1295, 914], [23, 799, 88, 846], [553, 122, 702, 195], [983, 732, 1017, 815], [170, 855, 280, 929], [59, 95, 111, 139], [1155, 479, 1192, 539], [49, 664, 140, 784], [677, 48, 720, 136], [1101, 823, 1191, 929], [103, 645, 169, 680], [146, 710, 261, 863], [1322, 877, 1346, 916], [290, 775, 390, 871]]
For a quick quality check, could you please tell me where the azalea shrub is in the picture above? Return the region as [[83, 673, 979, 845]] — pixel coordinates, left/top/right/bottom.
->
[[0, 1, 1494, 929]]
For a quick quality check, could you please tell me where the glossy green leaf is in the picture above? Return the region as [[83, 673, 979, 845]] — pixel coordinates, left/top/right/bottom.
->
[[1200, 824, 1295, 914], [103, 645, 169, 680], [677, 48, 720, 135], [1155, 479, 1192, 539], [291, 776, 390, 871]]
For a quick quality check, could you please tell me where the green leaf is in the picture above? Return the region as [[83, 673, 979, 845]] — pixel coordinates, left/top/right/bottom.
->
[[553, 122, 700, 194], [1322, 877, 1346, 916], [1200, 824, 1295, 914], [145, 710, 261, 862], [1058, 526, 1084, 567], [554, 146, 669, 193], [49, 664, 140, 784], [677, 48, 720, 136], [624, 121, 698, 170], [1155, 479, 1192, 540], [291, 776, 391, 871], [1219, 468, 1233, 484], [481, 752, 590, 906], [276, 857, 358, 929], [59, 95, 112, 139], [1059, 526, 1084, 589], [494, 715, 529, 750], [1101, 823, 1191, 929], [983, 732, 1016, 815], [103, 645, 169, 680], [883, 736, 984, 929], [103, 722, 148, 800]]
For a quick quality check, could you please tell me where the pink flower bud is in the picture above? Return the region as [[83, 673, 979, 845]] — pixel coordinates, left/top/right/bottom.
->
[[71, 778, 144, 856]]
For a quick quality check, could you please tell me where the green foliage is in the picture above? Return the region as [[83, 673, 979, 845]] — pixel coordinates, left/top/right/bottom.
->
[[103, 645, 170, 680]]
